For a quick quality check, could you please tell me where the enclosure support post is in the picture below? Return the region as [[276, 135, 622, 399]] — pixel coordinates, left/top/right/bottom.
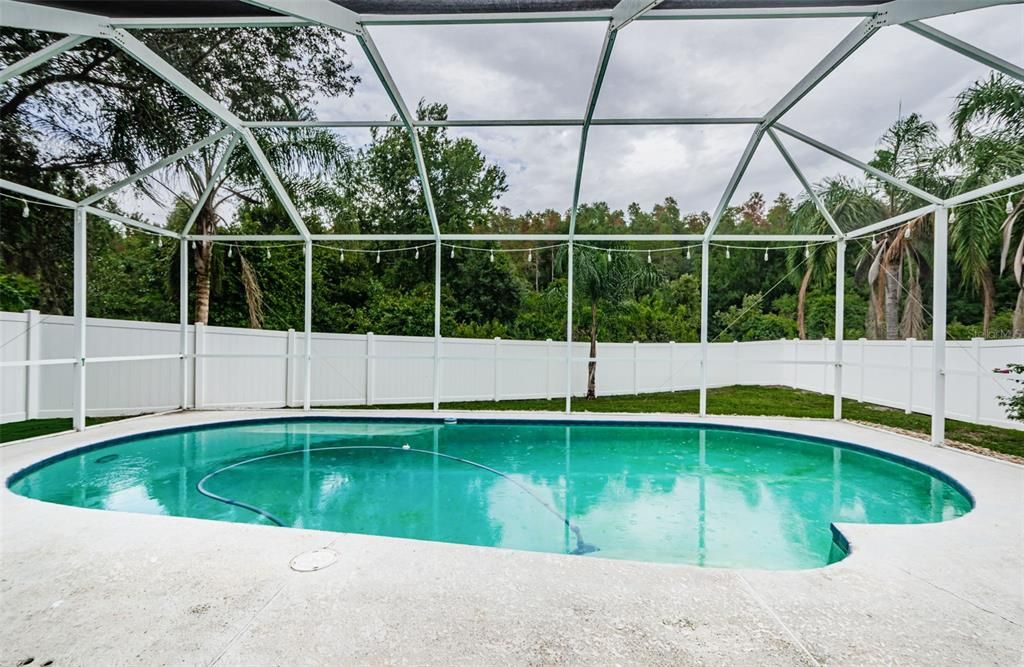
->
[[699, 239, 710, 416], [179, 238, 189, 410], [433, 241, 442, 411], [72, 207, 86, 431], [303, 239, 312, 411], [931, 207, 949, 445], [565, 241, 574, 414], [833, 239, 845, 420]]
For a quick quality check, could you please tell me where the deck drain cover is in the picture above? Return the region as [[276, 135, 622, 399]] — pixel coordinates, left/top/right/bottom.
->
[[290, 548, 338, 572]]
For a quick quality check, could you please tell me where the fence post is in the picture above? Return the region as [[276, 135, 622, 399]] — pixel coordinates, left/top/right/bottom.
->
[[633, 341, 639, 395], [493, 337, 501, 401], [791, 338, 799, 389], [669, 341, 676, 391], [24, 309, 40, 420], [972, 337, 983, 421], [905, 337, 916, 414], [733, 340, 740, 386], [194, 322, 206, 409], [366, 332, 375, 406], [546, 338, 553, 400], [858, 338, 866, 402], [285, 328, 296, 407], [822, 337, 829, 393]]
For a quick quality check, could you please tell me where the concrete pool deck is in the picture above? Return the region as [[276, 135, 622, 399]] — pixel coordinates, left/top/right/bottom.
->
[[1, 410, 1021, 666]]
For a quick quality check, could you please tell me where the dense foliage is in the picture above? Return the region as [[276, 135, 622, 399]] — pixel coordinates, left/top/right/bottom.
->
[[1, 30, 1022, 352]]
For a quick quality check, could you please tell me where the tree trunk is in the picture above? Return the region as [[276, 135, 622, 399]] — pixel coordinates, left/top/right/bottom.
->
[[797, 266, 812, 340], [586, 302, 597, 399], [193, 205, 215, 325], [884, 262, 901, 340], [980, 268, 995, 338], [1014, 288, 1024, 338]]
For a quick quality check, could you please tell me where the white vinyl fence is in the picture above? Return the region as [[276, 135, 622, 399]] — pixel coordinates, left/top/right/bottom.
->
[[2, 310, 1021, 430]]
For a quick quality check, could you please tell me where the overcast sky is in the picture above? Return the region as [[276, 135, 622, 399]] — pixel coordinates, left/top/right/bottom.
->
[[313, 3, 1022, 220], [114, 5, 1022, 225]]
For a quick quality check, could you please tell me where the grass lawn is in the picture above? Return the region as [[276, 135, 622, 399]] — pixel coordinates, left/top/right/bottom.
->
[[0, 416, 128, 445], [348, 385, 1023, 459], [2, 386, 1020, 459]]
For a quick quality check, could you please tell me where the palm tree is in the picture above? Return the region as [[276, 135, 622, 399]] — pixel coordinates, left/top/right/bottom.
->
[[557, 245, 661, 398], [948, 73, 1024, 336], [167, 123, 346, 325], [788, 177, 883, 338], [856, 113, 947, 339]]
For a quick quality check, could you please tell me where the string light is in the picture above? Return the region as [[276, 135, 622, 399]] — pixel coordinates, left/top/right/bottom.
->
[[1009, 195, 1015, 215], [266, 247, 271, 259], [763, 248, 769, 262], [450, 247, 455, 259], [725, 247, 730, 260], [191, 240, 197, 250], [607, 250, 612, 263], [376, 250, 381, 264], [415, 247, 420, 259], [686, 247, 691, 260], [527, 249, 532, 262], [903, 225, 911, 239], [21, 199, 29, 218], [647, 250, 651, 264], [227, 245, 233, 258], [157, 236, 163, 248], [948, 210, 956, 225], [804, 245, 810, 259], [340, 248, 345, 263], [489, 249, 495, 263]]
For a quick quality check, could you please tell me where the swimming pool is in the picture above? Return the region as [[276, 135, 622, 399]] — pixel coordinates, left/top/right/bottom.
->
[[7, 418, 972, 569]]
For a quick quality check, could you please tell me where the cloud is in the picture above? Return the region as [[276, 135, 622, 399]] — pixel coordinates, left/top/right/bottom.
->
[[316, 4, 1021, 219]]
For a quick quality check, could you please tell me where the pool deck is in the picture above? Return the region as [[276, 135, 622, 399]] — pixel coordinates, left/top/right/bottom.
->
[[1, 410, 1022, 667]]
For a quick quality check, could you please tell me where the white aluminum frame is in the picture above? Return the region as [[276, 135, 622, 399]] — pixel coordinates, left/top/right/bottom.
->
[[1, 0, 1021, 444]]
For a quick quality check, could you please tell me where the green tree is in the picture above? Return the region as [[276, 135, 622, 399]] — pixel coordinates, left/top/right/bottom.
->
[[558, 246, 661, 398]]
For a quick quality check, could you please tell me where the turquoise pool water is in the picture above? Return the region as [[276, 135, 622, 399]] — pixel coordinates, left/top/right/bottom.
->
[[8, 419, 972, 569]]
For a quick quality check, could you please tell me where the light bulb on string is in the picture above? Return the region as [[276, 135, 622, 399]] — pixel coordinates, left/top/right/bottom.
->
[[804, 245, 810, 259], [764, 248, 769, 262], [903, 225, 911, 239], [647, 250, 651, 264], [340, 248, 345, 263], [725, 247, 730, 260], [949, 210, 956, 225], [686, 246, 691, 260], [21, 199, 29, 218], [158, 236, 163, 248], [228, 245, 233, 258], [191, 240, 197, 250], [607, 250, 612, 263], [450, 247, 455, 259], [1008, 195, 1015, 215], [490, 249, 495, 263], [527, 249, 532, 262], [415, 247, 420, 259], [266, 247, 271, 259], [376, 250, 381, 264]]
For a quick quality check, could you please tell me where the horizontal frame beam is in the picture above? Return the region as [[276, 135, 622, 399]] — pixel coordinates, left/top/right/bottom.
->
[[243, 117, 761, 128]]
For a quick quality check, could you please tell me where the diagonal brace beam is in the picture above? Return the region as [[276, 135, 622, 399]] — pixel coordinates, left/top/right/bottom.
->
[[0, 34, 89, 84], [767, 128, 844, 237], [567, 25, 617, 238], [774, 124, 944, 205], [107, 29, 310, 239], [703, 127, 764, 239], [902, 21, 1024, 82], [182, 133, 241, 236], [79, 127, 233, 206], [359, 32, 441, 239]]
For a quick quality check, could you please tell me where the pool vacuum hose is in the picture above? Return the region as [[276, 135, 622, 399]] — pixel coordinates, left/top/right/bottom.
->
[[197, 445, 598, 556]]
